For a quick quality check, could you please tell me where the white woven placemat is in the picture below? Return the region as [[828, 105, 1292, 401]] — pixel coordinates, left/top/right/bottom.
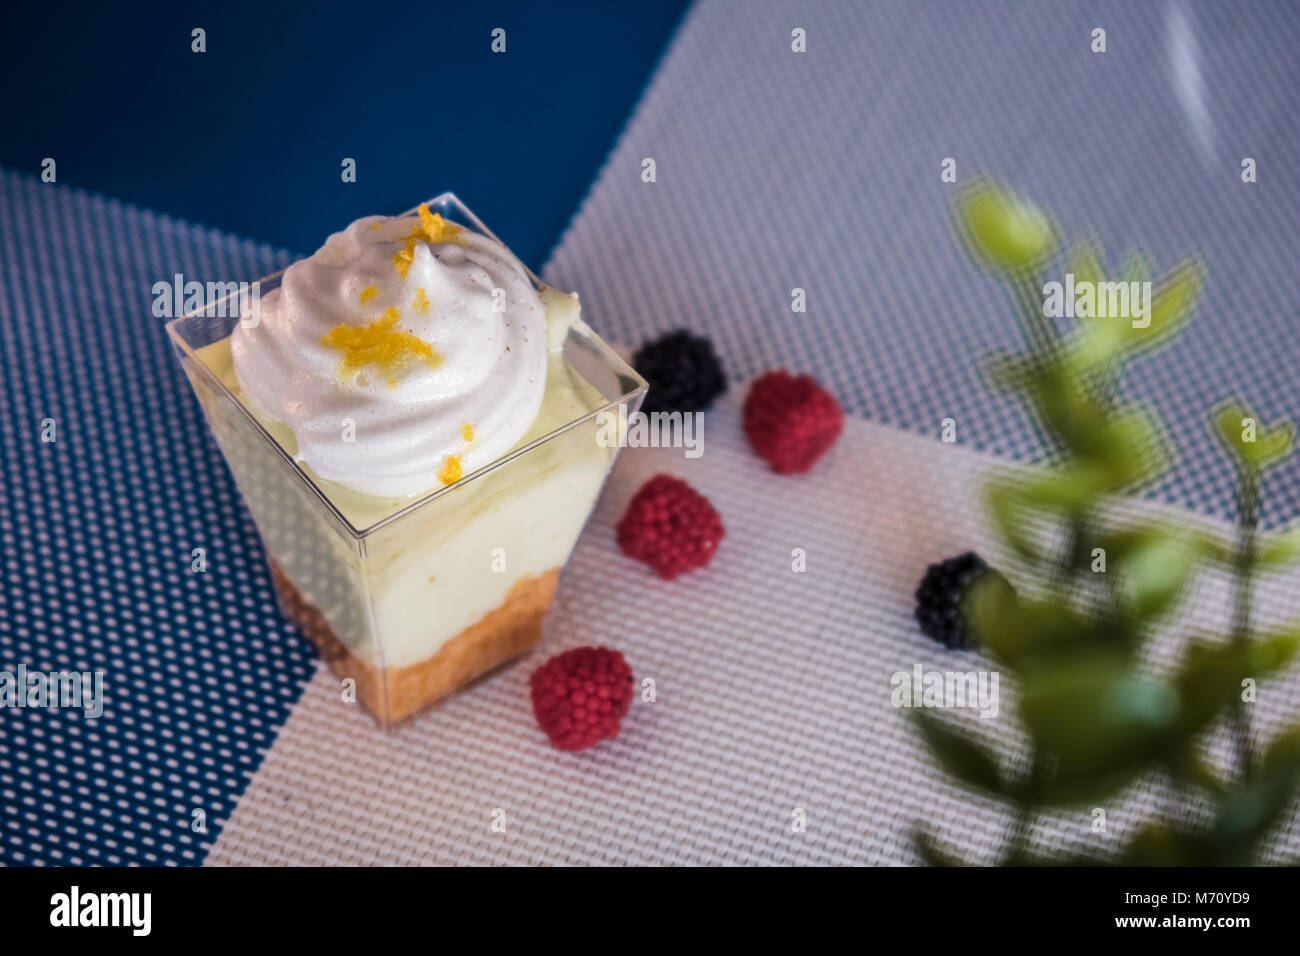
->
[[206, 396, 1300, 865]]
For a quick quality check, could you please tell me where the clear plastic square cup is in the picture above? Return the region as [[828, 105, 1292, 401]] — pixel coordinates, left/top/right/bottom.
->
[[167, 195, 646, 726]]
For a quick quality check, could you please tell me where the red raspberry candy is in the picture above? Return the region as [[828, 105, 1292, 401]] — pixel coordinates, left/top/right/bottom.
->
[[616, 474, 724, 579], [743, 370, 843, 474], [530, 646, 634, 751]]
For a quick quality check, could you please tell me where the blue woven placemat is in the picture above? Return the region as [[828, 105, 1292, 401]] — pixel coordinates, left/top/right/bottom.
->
[[0, 175, 307, 864]]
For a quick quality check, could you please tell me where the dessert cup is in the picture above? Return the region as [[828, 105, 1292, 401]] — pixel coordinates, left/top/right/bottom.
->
[[167, 194, 646, 726]]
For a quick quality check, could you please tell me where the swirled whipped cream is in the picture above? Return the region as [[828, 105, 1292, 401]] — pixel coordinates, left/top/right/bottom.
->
[[231, 205, 547, 499]]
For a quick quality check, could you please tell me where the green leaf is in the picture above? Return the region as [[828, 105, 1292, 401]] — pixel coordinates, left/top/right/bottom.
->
[[1029, 759, 1147, 807], [1089, 406, 1171, 488], [1034, 385, 1169, 489], [1116, 532, 1199, 620], [1068, 237, 1105, 290], [956, 180, 1055, 275], [1020, 659, 1180, 783], [1255, 525, 1300, 567], [1193, 522, 1300, 569], [1250, 424, 1297, 470], [914, 710, 1004, 795], [1190, 529, 1238, 566], [1212, 399, 1250, 455], [966, 568, 1028, 663], [1172, 640, 1242, 735], [1063, 250, 1196, 360], [1119, 247, 1153, 288], [1066, 319, 1126, 377], [1031, 363, 1108, 454], [1123, 257, 1203, 355], [985, 482, 1043, 560], [1172, 630, 1300, 736], [1211, 397, 1297, 472], [980, 596, 1126, 673], [1098, 522, 1175, 563], [1246, 621, 1300, 673], [1166, 747, 1228, 796], [1209, 727, 1300, 863], [1015, 467, 1110, 513]]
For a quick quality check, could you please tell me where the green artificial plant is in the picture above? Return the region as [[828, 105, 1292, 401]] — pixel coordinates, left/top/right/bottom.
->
[[914, 180, 1300, 866]]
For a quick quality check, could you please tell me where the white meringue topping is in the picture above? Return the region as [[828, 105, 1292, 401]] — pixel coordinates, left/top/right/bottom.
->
[[230, 208, 547, 499]]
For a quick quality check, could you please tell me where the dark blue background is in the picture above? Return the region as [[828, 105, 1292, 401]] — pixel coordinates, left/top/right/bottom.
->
[[1, 0, 688, 266]]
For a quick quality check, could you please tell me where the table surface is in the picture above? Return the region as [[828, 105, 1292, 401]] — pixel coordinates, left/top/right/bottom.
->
[[2, 0, 1299, 867]]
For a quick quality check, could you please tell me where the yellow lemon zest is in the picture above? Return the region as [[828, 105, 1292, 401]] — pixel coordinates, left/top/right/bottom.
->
[[437, 454, 462, 486], [320, 307, 442, 384], [359, 285, 378, 304], [393, 206, 460, 278], [415, 202, 461, 243], [461, 422, 475, 443], [392, 238, 418, 279], [412, 287, 430, 315]]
